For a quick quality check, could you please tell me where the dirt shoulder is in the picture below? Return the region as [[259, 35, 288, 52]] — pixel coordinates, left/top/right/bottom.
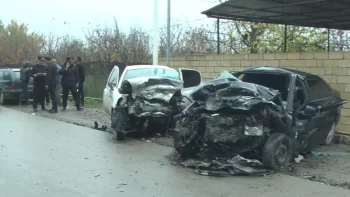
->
[[3, 103, 350, 190]]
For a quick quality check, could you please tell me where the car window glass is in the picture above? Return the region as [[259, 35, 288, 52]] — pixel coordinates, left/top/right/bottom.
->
[[307, 78, 330, 101], [215, 70, 239, 80], [124, 68, 180, 81], [3, 71, 12, 80], [108, 68, 118, 87], [0, 71, 3, 80], [14, 71, 20, 79], [238, 73, 290, 101]]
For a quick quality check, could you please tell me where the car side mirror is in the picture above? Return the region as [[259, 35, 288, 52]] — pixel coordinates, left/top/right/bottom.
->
[[301, 105, 317, 117], [180, 69, 202, 88]]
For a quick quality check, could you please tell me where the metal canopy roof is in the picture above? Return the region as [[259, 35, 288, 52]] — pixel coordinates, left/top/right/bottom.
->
[[202, 0, 350, 30]]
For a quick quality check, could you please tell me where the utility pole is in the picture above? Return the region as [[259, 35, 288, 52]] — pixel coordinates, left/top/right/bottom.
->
[[166, 0, 171, 67], [153, 0, 159, 65]]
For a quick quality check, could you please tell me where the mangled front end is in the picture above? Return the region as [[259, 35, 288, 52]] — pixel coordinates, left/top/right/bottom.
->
[[112, 77, 184, 139], [173, 79, 292, 174]]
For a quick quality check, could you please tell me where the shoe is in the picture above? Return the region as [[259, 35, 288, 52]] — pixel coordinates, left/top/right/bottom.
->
[[61, 107, 66, 111], [77, 108, 83, 111], [49, 109, 58, 113], [33, 109, 38, 112], [42, 108, 47, 111]]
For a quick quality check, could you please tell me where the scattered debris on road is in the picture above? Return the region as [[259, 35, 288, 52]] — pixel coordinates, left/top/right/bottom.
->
[[94, 174, 100, 177], [92, 121, 107, 131], [181, 155, 272, 177], [311, 151, 349, 157], [294, 155, 304, 163]]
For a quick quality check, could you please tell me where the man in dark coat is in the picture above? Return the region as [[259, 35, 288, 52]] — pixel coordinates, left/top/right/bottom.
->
[[44, 57, 51, 105], [19, 61, 31, 105], [59, 57, 81, 111], [31, 56, 47, 112], [75, 56, 85, 108], [45, 58, 58, 113]]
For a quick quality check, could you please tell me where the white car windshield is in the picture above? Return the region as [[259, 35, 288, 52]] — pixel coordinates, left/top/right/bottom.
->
[[124, 67, 180, 80]]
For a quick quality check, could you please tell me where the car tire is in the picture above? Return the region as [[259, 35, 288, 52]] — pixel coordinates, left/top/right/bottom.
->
[[173, 133, 200, 158], [111, 109, 116, 129], [262, 132, 293, 171], [325, 123, 335, 145], [111, 108, 127, 141]]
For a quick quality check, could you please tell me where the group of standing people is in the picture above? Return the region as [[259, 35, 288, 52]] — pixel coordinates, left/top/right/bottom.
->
[[19, 56, 85, 113]]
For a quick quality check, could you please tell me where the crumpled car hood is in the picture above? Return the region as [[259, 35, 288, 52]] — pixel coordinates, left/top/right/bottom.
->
[[126, 77, 183, 103], [190, 78, 280, 111]]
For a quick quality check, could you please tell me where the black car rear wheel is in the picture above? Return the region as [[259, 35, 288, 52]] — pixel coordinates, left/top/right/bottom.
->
[[262, 132, 292, 171]]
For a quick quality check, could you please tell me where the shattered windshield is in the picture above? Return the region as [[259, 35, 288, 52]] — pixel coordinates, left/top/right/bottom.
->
[[214, 70, 239, 81], [124, 67, 180, 81]]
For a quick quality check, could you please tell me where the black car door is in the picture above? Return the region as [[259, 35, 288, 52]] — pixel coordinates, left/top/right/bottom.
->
[[298, 77, 344, 150]]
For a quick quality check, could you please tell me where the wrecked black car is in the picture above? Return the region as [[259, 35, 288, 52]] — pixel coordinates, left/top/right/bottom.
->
[[174, 67, 346, 171]]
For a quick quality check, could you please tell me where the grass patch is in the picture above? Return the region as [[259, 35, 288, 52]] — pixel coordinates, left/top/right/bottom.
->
[[66, 95, 102, 107]]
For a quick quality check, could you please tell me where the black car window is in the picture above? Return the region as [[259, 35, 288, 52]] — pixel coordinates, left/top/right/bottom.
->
[[306, 78, 331, 101], [236, 73, 290, 101]]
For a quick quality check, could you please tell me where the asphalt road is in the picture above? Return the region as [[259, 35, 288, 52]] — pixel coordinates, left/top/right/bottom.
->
[[0, 107, 349, 197]]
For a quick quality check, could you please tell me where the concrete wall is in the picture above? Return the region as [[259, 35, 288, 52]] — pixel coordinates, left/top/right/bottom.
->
[[159, 52, 350, 135]]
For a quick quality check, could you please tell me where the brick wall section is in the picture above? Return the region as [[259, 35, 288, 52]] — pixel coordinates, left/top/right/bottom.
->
[[159, 52, 350, 135]]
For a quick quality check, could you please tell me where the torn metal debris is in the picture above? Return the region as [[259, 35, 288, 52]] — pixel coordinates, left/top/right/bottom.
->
[[112, 78, 185, 140], [181, 155, 272, 177], [92, 121, 107, 131]]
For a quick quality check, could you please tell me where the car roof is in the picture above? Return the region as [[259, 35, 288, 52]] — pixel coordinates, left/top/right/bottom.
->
[[125, 65, 176, 71], [232, 66, 317, 78]]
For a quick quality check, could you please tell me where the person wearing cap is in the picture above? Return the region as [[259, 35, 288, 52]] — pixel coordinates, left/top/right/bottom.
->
[[45, 58, 58, 113], [31, 56, 48, 112], [59, 57, 81, 111], [19, 61, 31, 105]]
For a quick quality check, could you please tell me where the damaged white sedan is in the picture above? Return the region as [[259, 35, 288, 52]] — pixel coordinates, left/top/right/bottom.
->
[[102, 65, 201, 140]]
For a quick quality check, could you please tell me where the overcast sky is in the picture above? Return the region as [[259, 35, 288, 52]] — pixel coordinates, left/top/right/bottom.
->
[[0, 0, 219, 38]]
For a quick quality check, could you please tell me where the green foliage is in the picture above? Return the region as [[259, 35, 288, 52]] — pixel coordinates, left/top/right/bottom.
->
[[220, 20, 329, 53]]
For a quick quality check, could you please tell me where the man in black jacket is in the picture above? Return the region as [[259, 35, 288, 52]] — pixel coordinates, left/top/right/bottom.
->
[[32, 56, 47, 112], [19, 61, 31, 105], [45, 58, 58, 113], [59, 57, 81, 111], [75, 56, 85, 108]]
